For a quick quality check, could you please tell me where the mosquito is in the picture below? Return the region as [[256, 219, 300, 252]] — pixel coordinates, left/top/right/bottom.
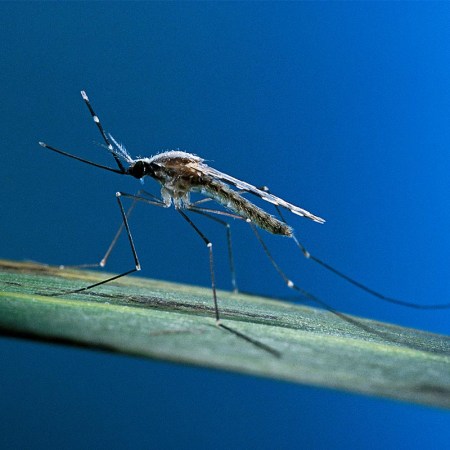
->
[[39, 91, 450, 356]]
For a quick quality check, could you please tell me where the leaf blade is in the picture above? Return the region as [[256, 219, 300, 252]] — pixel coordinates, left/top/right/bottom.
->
[[1, 259, 449, 408]]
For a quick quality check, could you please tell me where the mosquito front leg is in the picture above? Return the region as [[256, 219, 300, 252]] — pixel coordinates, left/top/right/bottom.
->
[[99, 190, 165, 268], [55, 198, 138, 272], [46, 192, 166, 296], [45, 194, 139, 295], [56, 190, 163, 271]]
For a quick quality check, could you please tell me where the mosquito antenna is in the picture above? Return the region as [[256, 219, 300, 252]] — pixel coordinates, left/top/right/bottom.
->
[[266, 197, 450, 310], [80, 90, 126, 173], [39, 142, 125, 175]]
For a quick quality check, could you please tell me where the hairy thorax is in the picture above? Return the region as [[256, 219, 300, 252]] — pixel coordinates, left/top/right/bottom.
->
[[146, 151, 207, 207]]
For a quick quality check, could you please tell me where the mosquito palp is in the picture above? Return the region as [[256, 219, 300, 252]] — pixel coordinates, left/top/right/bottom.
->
[[39, 91, 450, 356]]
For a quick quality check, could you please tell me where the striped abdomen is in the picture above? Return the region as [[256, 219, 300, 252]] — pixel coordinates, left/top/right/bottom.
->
[[201, 180, 292, 236]]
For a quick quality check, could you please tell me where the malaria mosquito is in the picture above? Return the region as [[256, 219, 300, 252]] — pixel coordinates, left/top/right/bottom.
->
[[39, 91, 450, 356]]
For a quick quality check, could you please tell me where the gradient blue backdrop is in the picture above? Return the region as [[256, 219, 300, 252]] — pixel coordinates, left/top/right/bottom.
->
[[1, 3, 449, 449]]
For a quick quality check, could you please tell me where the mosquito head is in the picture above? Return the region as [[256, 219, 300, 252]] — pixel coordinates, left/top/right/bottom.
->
[[127, 159, 158, 180]]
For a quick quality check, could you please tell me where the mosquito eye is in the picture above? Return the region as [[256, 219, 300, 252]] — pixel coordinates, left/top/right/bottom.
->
[[130, 161, 146, 179]]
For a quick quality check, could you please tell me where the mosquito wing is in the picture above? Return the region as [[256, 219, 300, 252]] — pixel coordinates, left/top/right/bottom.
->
[[201, 165, 325, 224]]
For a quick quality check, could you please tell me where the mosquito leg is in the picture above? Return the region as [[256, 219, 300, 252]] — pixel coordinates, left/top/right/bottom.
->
[[248, 222, 389, 336], [189, 197, 214, 206], [80, 91, 125, 173], [254, 187, 311, 261], [176, 208, 220, 322], [187, 193, 262, 293], [58, 190, 164, 270], [46, 192, 166, 296], [97, 199, 138, 268], [290, 232, 450, 309], [99, 190, 164, 268], [187, 205, 242, 293], [258, 186, 450, 310], [56, 200, 138, 271], [249, 221, 450, 352], [176, 208, 280, 357]]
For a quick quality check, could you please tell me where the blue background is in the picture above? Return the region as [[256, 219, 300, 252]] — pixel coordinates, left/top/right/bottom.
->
[[1, 3, 450, 449]]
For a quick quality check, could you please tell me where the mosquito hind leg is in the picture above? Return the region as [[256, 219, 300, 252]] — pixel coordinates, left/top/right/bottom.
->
[[261, 187, 450, 310], [248, 222, 374, 331]]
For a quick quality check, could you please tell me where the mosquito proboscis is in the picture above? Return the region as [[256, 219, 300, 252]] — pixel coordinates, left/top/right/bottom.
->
[[38, 91, 450, 356]]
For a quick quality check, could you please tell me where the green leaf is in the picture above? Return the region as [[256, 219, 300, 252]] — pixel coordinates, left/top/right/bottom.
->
[[1, 259, 449, 408]]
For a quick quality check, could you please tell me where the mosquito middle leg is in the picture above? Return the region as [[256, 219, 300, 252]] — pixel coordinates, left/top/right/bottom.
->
[[176, 207, 280, 357], [176, 208, 221, 322], [187, 204, 242, 293]]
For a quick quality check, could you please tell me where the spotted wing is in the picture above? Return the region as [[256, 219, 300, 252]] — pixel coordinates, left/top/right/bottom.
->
[[201, 165, 325, 224]]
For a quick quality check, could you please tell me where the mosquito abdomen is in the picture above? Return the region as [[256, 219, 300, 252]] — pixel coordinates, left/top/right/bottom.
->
[[202, 180, 293, 236]]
